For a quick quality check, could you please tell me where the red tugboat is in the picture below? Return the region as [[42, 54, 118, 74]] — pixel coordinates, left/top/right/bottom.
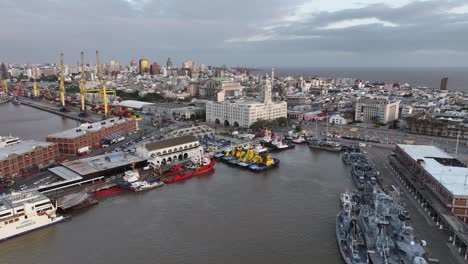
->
[[162, 157, 215, 184]]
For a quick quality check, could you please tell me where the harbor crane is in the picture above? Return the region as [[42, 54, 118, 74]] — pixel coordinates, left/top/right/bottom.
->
[[1, 79, 7, 93], [78, 51, 116, 117], [32, 66, 39, 98], [58, 52, 68, 112], [78, 51, 88, 117], [96, 50, 109, 117]]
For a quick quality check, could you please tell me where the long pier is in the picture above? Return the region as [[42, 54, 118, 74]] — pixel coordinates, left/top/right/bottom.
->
[[18, 99, 99, 123]]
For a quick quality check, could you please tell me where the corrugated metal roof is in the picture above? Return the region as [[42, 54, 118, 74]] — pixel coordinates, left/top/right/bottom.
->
[[399, 144, 468, 197]]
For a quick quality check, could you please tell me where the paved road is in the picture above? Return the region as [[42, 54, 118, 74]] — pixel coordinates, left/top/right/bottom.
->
[[366, 146, 466, 264]]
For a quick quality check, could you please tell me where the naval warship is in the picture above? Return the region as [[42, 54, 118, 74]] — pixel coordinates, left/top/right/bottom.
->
[[359, 188, 428, 264]]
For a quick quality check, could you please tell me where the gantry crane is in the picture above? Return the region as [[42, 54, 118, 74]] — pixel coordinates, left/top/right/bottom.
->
[[32, 66, 39, 98], [96, 50, 108, 117], [78, 51, 116, 117], [78, 51, 88, 117], [58, 52, 67, 112], [1, 79, 7, 93]]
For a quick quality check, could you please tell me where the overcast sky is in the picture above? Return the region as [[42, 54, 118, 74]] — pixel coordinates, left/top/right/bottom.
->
[[1, 0, 468, 67]]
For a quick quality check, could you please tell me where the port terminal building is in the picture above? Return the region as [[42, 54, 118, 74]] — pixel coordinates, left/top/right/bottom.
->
[[46, 117, 138, 155], [136, 135, 203, 166], [37, 152, 145, 195], [0, 140, 59, 178], [395, 144, 468, 222]]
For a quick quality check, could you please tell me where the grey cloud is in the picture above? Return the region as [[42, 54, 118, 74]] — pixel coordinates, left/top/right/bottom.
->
[[1, 0, 468, 67]]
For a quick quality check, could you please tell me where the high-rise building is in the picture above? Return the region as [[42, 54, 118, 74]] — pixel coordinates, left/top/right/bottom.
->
[[166, 57, 173, 69], [440, 77, 448, 91], [354, 98, 400, 124], [130, 59, 137, 67], [182, 61, 194, 71], [139, 58, 149, 74], [150, 63, 160, 75], [0, 63, 8, 79]]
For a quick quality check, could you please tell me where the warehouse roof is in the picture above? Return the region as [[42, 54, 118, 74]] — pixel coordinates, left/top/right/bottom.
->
[[61, 152, 143, 176], [0, 140, 55, 160], [398, 144, 468, 197], [118, 100, 154, 109], [145, 135, 198, 151], [398, 144, 452, 160], [47, 117, 133, 139]]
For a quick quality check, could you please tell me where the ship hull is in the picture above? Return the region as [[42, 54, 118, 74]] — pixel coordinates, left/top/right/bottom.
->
[[0, 216, 64, 241], [164, 159, 215, 183], [248, 159, 280, 172]]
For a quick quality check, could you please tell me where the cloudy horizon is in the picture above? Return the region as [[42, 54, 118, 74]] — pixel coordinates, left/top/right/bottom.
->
[[1, 0, 468, 67]]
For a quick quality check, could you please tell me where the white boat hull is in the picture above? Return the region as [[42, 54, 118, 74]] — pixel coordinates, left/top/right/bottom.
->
[[0, 215, 64, 241]]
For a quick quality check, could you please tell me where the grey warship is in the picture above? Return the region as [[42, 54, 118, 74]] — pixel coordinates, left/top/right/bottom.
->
[[359, 188, 427, 264], [336, 194, 369, 264]]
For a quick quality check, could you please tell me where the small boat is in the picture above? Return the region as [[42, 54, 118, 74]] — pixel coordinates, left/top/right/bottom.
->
[[253, 144, 268, 153], [248, 158, 280, 172], [261, 137, 295, 151], [292, 136, 307, 144], [214, 152, 225, 159], [131, 180, 164, 192]]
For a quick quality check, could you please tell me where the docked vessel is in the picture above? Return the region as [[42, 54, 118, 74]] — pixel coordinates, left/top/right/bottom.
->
[[342, 152, 366, 165], [0, 92, 9, 104], [0, 135, 22, 149], [351, 161, 379, 190], [11, 97, 21, 105], [0, 190, 64, 241], [359, 188, 428, 264], [261, 137, 295, 151], [291, 136, 307, 144], [222, 146, 280, 171], [248, 158, 279, 171], [163, 157, 215, 184], [309, 138, 341, 152], [336, 199, 368, 264], [131, 180, 164, 192]]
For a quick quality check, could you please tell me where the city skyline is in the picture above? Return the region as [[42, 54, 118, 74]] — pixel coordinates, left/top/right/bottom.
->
[[1, 0, 468, 67]]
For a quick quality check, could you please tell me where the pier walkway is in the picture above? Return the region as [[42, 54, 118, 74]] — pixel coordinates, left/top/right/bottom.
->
[[18, 98, 103, 123]]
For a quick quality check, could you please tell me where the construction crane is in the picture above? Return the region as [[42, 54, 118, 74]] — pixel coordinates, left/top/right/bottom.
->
[[1, 79, 6, 93], [78, 51, 88, 117], [96, 50, 108, 117], [32, 66, 39, 98], [58, 52, 68, 112]]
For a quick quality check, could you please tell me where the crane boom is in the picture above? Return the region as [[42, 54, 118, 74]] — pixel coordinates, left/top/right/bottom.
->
[[33, 66, 39, 97], [1, 79, 7, 93], [96, 50, 108, 117], [80, 51, 86, 111], [59, 52, 65, 107]]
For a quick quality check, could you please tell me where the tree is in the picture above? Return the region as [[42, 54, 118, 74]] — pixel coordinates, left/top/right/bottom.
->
[[276, 117, 288, 126]]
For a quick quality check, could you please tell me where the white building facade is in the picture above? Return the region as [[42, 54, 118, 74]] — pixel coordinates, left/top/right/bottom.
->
[[355, 98, 400, 124], [136, 135, 203, 166], [329, 114, 348, 125], [206, 76, 287, 128]]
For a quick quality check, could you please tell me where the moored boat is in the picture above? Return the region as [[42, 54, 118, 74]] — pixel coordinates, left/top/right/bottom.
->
[[309, 138, 342, 152], [131, 180, 164, 192], [0, 190, 64, 241], [248, 158, 280, 172]]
